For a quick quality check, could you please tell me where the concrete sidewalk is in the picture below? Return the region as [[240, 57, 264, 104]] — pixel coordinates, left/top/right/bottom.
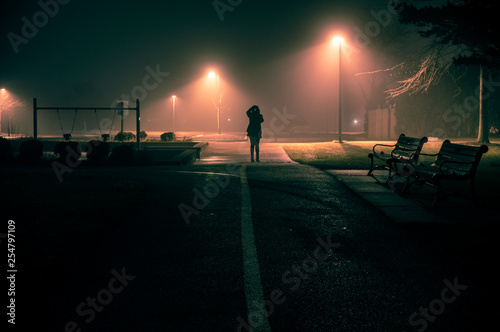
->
[[194, 142, 297, 165], [326, 170, 449, 223], [326, 169, 497, 223]]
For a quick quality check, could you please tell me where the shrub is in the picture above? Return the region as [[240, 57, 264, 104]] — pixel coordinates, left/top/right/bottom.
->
[[114, 131, 136, 142], [160, 132, 176, 142], [19, 139, 43, 164], [86, 140, 110, 164], [0, 137, 14, 164], [109, 145, 134, 165], [140, 131, 148, 140], [54, 141, 81, 164]]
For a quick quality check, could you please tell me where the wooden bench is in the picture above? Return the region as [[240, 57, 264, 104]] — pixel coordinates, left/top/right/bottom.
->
[[367, 134, 428, 178], [407, 140, 488, 207]]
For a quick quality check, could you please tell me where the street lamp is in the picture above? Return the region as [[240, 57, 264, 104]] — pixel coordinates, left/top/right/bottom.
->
[[208, 71, 221, 134], [0, 89, 7, 136], [333, 36, 344, 143], [0, 89, 24, 137], [172, 95, 176, 132]]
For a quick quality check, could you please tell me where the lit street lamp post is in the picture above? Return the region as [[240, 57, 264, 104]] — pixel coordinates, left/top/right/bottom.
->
[[208, 71, 221, 135], [172, 95, 176, 132], [0, 88, 13, 137], [0, 88, 4, 135], [333, 36, 344, 143]]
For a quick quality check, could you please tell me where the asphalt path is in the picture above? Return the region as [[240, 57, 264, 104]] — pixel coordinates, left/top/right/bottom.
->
[[6, 142, 494, 331]]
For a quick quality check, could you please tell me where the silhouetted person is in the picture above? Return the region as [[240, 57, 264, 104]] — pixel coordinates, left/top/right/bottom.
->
[[246, 105, 264, 162]]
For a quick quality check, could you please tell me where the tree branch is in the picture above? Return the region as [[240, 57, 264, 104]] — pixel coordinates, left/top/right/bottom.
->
[[385, 51, 451, 100]]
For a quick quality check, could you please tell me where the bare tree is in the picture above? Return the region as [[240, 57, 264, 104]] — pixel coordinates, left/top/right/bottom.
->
[[388, 0, 500, 143], [386, 49, 453, 99]]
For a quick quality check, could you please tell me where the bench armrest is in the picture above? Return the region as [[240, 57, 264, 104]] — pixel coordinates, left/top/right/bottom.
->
[[372, 143, 395, 155], [420, 152, 439, 157], [390, 147, 420, 160]]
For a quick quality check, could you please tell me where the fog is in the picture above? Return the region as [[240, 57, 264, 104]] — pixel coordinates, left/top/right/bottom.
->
[[140, 41, 369, 135], [5, 38, 374, 137], [0, 0, 427, 138]]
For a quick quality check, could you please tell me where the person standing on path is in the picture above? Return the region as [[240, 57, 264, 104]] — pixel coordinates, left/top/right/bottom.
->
[[246, 105, 264, 162]]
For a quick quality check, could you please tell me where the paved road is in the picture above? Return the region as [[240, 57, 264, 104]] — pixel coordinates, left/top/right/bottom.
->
[[194, 141, 297, 165], [7, 143, 494, 331]]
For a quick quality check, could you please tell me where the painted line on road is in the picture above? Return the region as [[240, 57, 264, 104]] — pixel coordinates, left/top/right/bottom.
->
[[161, 170, 240, 177], [240, 165, 272, 332]]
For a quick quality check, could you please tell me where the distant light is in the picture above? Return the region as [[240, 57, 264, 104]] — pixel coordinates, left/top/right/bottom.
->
[[208, 72, 216, 78], [353, 119, 358, 124], [0, 88, 5, 91], [332, 36, 344, 43], [172, 95, 176, 98]]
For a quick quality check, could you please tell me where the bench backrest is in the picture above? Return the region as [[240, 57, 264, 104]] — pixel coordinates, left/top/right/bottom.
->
[[434, 140, 489, 176], [392, 134, 428, 161]]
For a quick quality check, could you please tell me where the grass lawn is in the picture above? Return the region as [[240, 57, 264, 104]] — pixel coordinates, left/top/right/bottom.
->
[[283, 139, 500, 209], [283, 141, 379, 169]]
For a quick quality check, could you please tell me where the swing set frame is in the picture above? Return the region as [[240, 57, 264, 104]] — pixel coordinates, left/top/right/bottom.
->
[[33, 98, 142, 149]]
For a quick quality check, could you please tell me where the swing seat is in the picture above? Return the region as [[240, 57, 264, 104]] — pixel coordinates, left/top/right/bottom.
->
[[63, 133, 72, 141]]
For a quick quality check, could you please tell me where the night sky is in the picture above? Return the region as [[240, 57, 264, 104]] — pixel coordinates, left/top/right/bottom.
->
[[0, 0, 424, 134]]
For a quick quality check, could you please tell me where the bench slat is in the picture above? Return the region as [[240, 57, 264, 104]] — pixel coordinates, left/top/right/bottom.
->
[[442, 141, 486, 151], [436, 152, 476, 164], [434, 163, 472, 176], [409, 140, 488, 207], [396, 140, 423, 149], [440, 146, 480, 158], [392, 151, 414, 159]]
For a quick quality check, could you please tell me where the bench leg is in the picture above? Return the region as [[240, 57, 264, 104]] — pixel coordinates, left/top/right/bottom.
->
[[387, 160, 393, 179], [367, 154, 375, 176], [402, 173, 411, 193], [431, 180, 445, 208], [386, 161, 397, 187]]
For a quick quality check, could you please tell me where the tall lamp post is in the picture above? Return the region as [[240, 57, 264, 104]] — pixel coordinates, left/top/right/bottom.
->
[[172, 95, 176, 132], [1, 88, 12, 136], [333, 36, 344, 143], [0, 88, 5, 135], [208, 71, 221, 134]]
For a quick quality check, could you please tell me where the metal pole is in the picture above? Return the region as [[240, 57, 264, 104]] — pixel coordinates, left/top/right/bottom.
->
[[120, 101, 124, 133], [326, 107, 329, 133], [136, 99, 140, 150], [172, 96, 176, 132], [33, 98, 37, 140], [7, 109, 10, 137], [218, 74, 221, 135], [388, 107, 391, 140], [338, 42, 343, 143]]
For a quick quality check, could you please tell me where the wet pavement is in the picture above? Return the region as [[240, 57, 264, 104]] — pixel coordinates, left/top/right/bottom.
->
[[5, 142, 496, 331], [194, 142, 297, 165]]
